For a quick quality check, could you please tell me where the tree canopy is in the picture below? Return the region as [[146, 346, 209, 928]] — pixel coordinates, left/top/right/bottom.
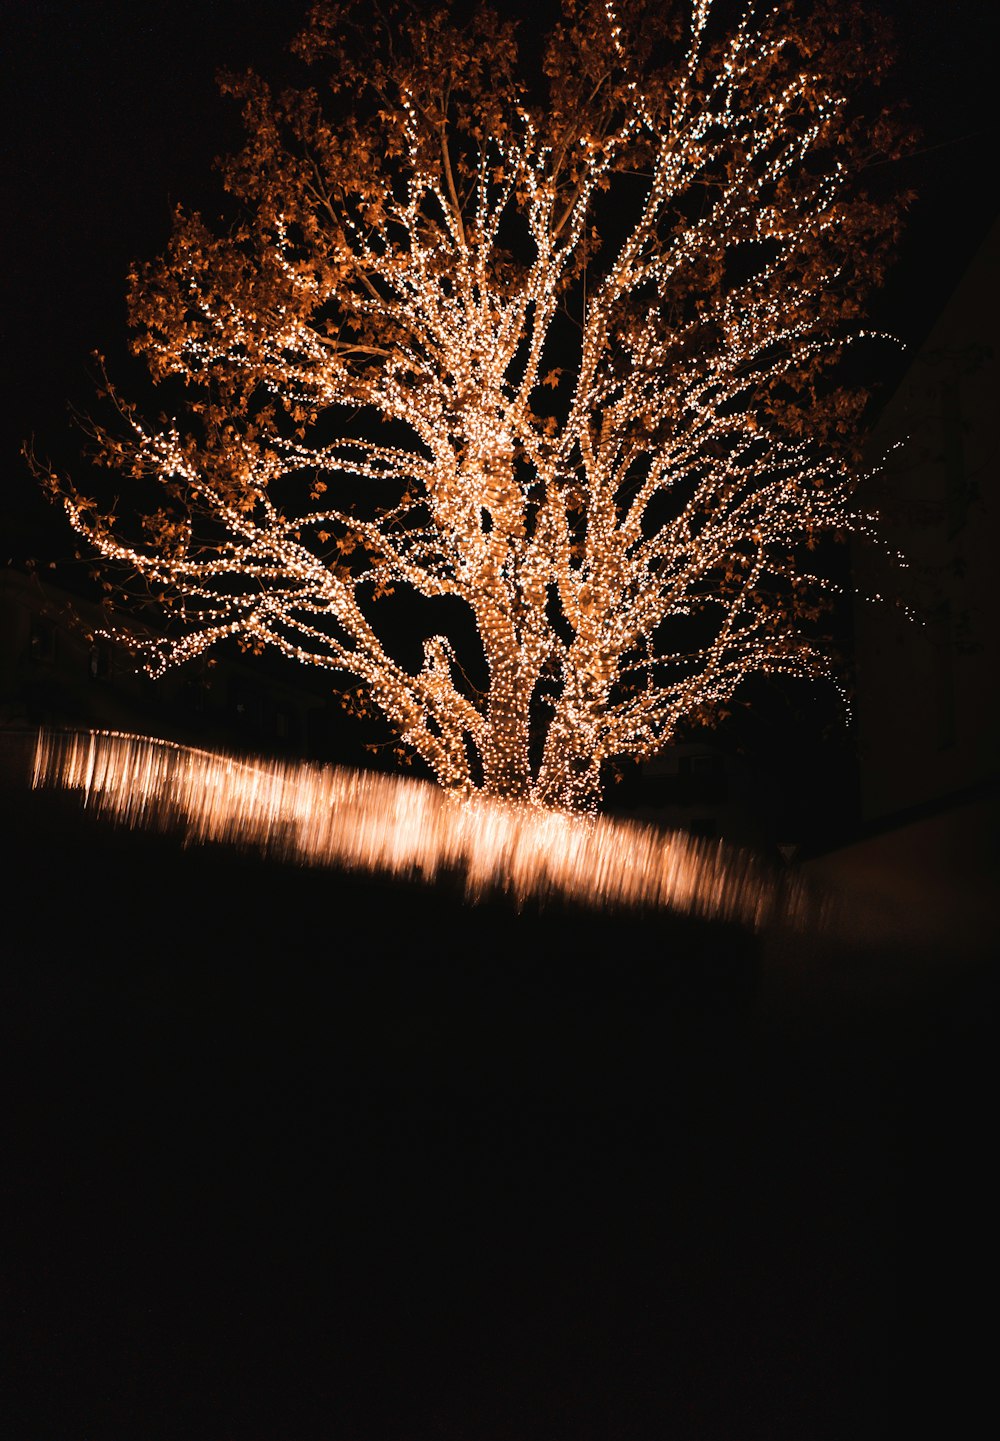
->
[[44, 0, 907, 810]]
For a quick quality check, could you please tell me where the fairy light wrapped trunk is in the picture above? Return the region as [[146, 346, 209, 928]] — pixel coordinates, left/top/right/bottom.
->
[[42, 0, 907, 813]]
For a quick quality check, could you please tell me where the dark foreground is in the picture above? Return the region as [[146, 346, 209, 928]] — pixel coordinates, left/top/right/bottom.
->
[[2, 781, 993, 1439]]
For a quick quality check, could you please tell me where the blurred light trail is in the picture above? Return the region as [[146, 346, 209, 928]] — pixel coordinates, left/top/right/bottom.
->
[[32, 729, 820, 930]]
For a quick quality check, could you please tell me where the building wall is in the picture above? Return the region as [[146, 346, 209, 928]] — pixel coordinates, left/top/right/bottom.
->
[[0, 567, 339, 759], [854, 217, 999, 821]]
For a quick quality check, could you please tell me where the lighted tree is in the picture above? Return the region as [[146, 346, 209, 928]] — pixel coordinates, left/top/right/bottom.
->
[[45, 0, 905, 811]]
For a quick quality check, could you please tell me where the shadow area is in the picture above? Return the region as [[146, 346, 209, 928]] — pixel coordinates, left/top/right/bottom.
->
[[1, 759, 992, 1440]]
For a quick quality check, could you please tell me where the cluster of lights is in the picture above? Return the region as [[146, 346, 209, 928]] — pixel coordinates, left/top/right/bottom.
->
[[32, 729, 822, 929], [60, 0, 882, 814]]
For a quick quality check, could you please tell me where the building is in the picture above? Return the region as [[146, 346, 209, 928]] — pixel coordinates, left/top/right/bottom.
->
[[853, 216, 998, 821], [800, 215, 999, 956], [0, 566, 344, 762]]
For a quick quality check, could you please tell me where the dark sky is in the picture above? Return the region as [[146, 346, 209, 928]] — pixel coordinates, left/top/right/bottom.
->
[[2, 0, 996, 531], [2, 0, 296, 538]]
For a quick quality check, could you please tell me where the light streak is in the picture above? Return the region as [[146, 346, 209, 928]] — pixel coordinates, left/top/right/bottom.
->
[[32, 728, 821, 930]]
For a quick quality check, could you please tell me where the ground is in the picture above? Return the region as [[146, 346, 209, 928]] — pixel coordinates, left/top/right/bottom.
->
[[1, 764, 993, 1439]]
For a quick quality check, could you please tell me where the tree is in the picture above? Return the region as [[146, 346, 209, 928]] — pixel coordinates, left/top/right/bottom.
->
[[43, 0, 906, 812]]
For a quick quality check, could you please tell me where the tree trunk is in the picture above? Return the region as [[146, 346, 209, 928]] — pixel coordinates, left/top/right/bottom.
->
[[481, 680, 533, 800]]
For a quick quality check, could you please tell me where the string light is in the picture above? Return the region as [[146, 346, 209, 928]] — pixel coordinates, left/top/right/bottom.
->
[[50, 0, 901, 814], [33, 728, 823, 930]]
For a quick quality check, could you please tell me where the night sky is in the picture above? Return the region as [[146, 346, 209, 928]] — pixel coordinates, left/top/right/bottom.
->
[[3, 0, 996, 540], [2, 5, 996, 1438]]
